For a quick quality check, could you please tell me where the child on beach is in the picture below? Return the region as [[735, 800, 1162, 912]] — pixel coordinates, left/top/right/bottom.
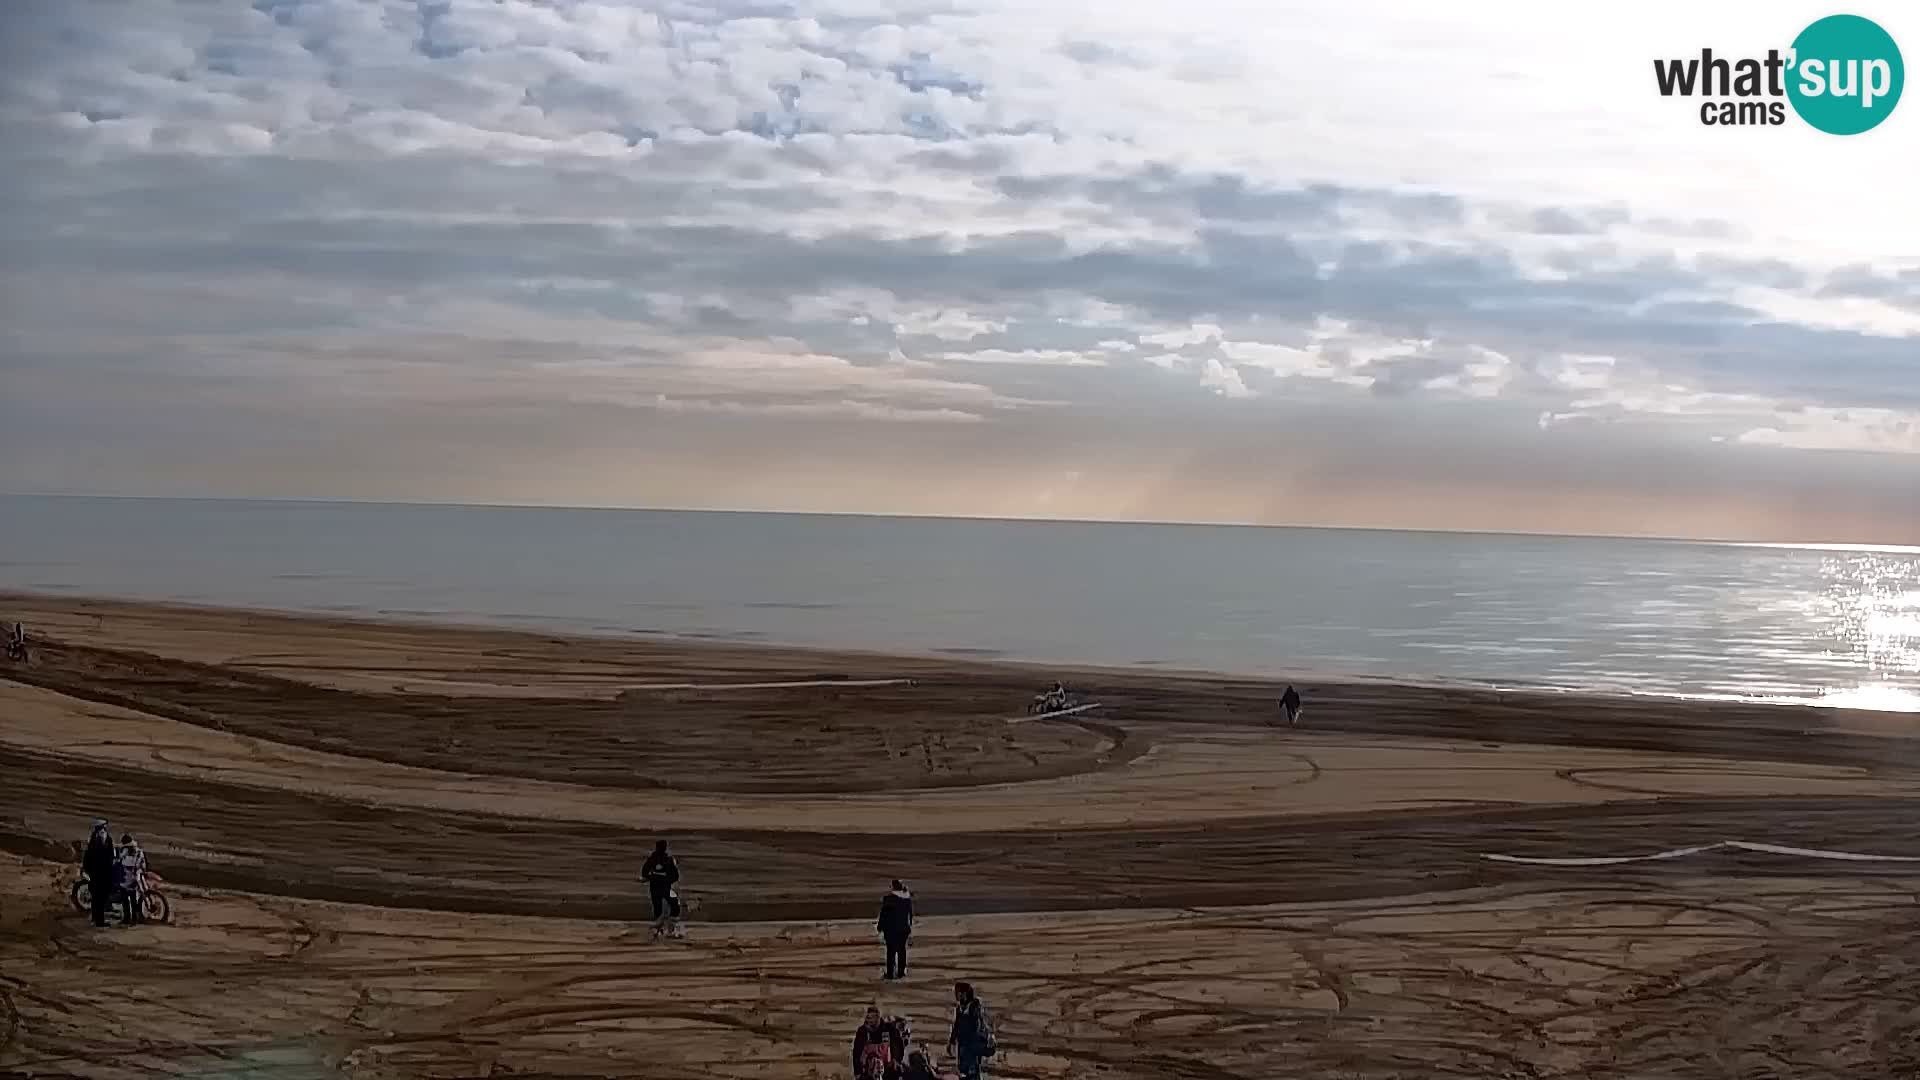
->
[[115, 833, 148, 925]]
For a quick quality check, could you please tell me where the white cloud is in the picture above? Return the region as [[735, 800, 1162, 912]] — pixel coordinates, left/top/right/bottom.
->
[[1141, 323, 1223, 349], [939, 348, 1107, 367], [893, 309, 1008, 342], [647, 394, 984, 423], [1218, 339, 1344, 382], [1738, 409, 1920, 454], [1199, 356, 1251, 398]]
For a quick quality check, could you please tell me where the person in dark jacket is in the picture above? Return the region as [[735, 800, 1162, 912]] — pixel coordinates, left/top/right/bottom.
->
[[641, 840, 683, 938], [947, 982, 993, 1080], [1280, 685, 1303, 725], [852, 1006, 906, 1079], [82, 820, 117, 928], [877, 879, 914, 980]]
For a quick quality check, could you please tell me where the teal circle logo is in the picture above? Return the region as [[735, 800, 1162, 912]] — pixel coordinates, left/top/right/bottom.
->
[[1787, 14, 1904, 134]]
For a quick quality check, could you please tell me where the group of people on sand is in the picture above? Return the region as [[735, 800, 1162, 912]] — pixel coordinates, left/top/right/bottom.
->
[[861, 881, 996, 1078], [851, 983, 995, 1080], [644, 843, 995, 1078], [626, 675, 1307, 1078], [81, 819, 150, 928]]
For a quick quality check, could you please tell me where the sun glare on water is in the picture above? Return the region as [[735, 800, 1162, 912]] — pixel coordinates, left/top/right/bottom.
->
[[1811, 683, 1920, 713], [1802, 554, 1920, 713]]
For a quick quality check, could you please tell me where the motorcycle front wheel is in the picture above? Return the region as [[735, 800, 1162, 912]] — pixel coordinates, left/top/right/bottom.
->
[[140, 890, 171, 924]]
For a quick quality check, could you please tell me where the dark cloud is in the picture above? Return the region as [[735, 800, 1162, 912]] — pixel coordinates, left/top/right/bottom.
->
[[994, 169, 1464, 229], [1694, 254, 1808, 292], [1527, 207, 1603, 236], [1819, 263, 1920, 311]]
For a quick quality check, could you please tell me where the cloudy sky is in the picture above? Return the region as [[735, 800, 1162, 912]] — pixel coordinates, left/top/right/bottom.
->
[[2, 0, 1917, 544]]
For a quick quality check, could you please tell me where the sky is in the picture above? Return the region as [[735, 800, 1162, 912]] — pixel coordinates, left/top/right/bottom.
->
[[2, 0, 1917, 544]]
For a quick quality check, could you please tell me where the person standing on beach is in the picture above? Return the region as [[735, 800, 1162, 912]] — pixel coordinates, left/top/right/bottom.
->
[[641, 840, 683, 938], [877, 879, 914, 980], [946, 982, 995, 1079], [116, 833, 148, 925], [82, 820, 117, 928]]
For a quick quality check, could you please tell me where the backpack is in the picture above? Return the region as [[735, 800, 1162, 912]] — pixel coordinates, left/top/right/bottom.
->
[[975, 1006, 997, 1059]]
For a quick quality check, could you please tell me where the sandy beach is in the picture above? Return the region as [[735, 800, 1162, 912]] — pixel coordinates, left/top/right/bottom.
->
[[4, 592, 1919, 1078]]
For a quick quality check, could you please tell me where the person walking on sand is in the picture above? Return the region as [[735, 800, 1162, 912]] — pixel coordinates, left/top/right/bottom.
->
[[641, 840, 683, 939], [82, 820, 117, 928], [877, 879, 914, 981], [946, 982, 996, 1079], [1279, 684, 1303, 726]]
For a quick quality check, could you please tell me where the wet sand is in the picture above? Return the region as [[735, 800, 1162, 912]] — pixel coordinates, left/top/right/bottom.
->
[[3, 592, 1920, 1078]]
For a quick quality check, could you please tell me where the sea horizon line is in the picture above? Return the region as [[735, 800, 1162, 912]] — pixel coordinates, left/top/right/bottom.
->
[[5, 489, 1918, 553]]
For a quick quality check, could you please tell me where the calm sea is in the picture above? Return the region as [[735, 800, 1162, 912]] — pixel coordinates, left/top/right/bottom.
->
[[2, 495, 1916, 711]]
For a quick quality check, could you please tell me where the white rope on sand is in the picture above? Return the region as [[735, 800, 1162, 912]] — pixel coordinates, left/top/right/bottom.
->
[[1722, 840, 1920, 862], [1482, 840, 1920, 866], [1007, 702, 1103, 725], [1481, 843, 1726, 867], [619, 677, 915, 691]]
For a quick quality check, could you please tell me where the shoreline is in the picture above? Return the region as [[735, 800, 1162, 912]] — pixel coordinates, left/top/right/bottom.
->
[[6, 585, 1478, 689], [4, 587, 1908, 718]]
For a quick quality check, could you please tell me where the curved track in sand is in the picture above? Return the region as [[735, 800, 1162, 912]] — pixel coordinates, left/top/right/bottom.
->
[[6, 681, 1916, 836], [6, 665, 1920, 928]]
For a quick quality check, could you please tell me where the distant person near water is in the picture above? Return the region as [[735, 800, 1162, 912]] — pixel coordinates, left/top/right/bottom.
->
[[1280, 684, 1304, 726], [877, 878, 915, 980], [641, 840, 684, 940]]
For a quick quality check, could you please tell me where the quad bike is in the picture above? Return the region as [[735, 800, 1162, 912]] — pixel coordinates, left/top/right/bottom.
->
[[70, 870, 172, 925], [1027, 688, 1076, 715]]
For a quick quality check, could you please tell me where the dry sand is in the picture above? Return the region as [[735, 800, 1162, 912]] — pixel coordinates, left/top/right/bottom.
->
[[3, 593, 1920, 1078]]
